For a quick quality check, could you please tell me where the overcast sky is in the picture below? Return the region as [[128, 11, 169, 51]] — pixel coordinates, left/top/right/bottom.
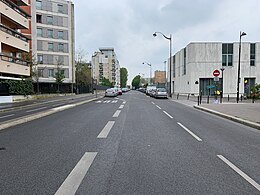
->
[[74, 0, 260, 84]]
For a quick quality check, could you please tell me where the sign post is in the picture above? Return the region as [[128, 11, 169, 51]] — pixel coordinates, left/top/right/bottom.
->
[[213, 70, 220, 103]]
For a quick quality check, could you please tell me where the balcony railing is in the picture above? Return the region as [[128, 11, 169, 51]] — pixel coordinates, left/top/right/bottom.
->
[[0, 24, 29, 42], [0, 0, 31, 19], [0, 53, 29, 66]]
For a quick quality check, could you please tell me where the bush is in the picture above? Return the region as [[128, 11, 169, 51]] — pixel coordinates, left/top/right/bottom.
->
[[2, 79, 34, 96]]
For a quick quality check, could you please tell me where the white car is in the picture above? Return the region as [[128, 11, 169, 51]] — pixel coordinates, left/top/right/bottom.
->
[[105, 88, 118, 97], [154, 88, 168, 98]]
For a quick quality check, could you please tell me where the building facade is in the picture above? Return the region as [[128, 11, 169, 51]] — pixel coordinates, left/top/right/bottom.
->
[[91, 48, 120, 86], [170, 42, 260, 97], [31, 0, 75, 93], [154, 70, 166, 85], [0, 0, 31, 83]]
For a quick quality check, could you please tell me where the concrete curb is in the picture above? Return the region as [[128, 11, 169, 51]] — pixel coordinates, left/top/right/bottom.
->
[[0, 97, 101, 131], [194, 105, 260, 130]]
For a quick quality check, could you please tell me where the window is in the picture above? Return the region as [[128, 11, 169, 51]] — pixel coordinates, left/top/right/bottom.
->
[[48, 69, 54, 77], [58, 43, 64, 52], [48, 43, 54, 51], [173, 55, 175, 78], [222, 43, 233, 66], [36, 14, 42, 23], [47, 16, 53, 25], [58, 31, 64, 39], [38, 69, 43, 77], [183, 48, 186, 75], [37, 28, 42, 37], [47, 29, 53, 38], [58, 4, 63, 13], [36, 0, 42, 9], [37, 55, 43, 64], [250, 43, 255, 66]]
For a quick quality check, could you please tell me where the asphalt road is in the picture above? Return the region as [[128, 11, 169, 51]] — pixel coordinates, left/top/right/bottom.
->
[[0, 91, 259, 195]]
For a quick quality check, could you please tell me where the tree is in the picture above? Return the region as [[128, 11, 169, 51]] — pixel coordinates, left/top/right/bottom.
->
[[54, 60, 65, 93], [131, 75, 141, 89], [101, 77, 112, 87], [120, 67, 128, 87]]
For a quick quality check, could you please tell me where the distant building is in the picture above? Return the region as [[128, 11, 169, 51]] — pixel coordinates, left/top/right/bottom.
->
[[31, 0, 75, 93], [169, 42, 260, 97], [0, 0, 31, 82], [154, 70, 166, 85], [91, 48, 120, 86]]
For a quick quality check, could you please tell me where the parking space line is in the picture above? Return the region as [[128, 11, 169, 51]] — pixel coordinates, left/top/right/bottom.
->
[[151, 102, 155, 105], [177, 122, 202, 142], [97, 121, 115, 138], [119, 105, 124, 109], [163, 111, 173, 119], [217, 155, 260, 191], [156, 105, 162, 110], [54, 152, 97, 195], [113, 110, 121, 117]]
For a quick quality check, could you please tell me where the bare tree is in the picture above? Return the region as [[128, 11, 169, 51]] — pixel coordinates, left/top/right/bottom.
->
[[54, 59, 65, 93]]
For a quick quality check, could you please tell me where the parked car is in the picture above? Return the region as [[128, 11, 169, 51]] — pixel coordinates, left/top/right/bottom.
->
[[117, 88, 122, 95], [105, 88, 118, 97], [146, 85, 157, 96], [122, 88, 129, 92], [154, 88, 168, 98]]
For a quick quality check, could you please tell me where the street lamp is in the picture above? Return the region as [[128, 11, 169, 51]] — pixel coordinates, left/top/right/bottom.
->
[[236, 31, 247, 103], [164, 60, 167, 87], [153, 32, 172, 97], [142, 62, 152, 85]]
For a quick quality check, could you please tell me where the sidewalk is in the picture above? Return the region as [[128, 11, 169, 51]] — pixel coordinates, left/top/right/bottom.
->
[[171, 98, 260, 130]]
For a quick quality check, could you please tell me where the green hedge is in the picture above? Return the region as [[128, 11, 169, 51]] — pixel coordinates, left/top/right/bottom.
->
[[1, 79, 34, 96]]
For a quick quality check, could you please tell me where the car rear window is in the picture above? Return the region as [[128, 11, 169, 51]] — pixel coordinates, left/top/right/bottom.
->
[[158, 88, 166, 92]]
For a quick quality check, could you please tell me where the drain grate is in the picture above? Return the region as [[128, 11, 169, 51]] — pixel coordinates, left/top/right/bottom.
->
[[0, 147, 6, 150]]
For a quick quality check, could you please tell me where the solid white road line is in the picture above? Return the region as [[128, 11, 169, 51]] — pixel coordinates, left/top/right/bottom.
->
[[163, 111, 173, 119], [151, 102, 155, 105], [113, 110, 121, 117], [52, 105, 75, 111], [177, 122, 202, 142], [97, 121, 115, 138], [119, 105, 124, 109], [156, 105, 162, 109], [217, 155, 260, 191], [55, 152, 97, 195], [26, 107, 47, 113], [0, 114, 14, 119]]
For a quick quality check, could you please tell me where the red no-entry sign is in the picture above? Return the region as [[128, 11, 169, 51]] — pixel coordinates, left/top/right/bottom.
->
[[213, 69, 220, 77]]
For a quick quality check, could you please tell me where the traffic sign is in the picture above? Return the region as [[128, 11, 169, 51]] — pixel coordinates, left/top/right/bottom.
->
[[213, 69, 220, 77], [214, 76, 219, 82]]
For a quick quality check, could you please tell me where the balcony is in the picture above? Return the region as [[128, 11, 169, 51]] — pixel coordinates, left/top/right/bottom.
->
[[17, 0, 29, 6], [0, 53, 30, 76], [0, 0, 30, 29], [0, 24, 29, 52]]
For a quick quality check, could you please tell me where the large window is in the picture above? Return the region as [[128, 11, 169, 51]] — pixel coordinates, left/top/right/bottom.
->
[[48, 69, 54, 77], [48, 43, 54, 51], [37, 28, 42, 37], [58, 4, 63, 13], [172, 55, 175, 78], [38, 69, 43, 77], [222, 43, 233, 66], [37, 54, 43, 64], [47, 29, 53, 38], [183, 48, 186, 75], [58, 43, 64, 52], [47, 16, 53, 25], [36, 14, 42, 23], [36, 0, 42, 9], [58, 31, 64, 39], [250, 43, 255, 66]]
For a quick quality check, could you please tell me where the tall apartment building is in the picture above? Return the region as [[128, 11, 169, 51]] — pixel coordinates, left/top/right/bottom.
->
[[0, 0, 31, 84], [170, 42, 260, 97], [91, 48, 120, 86], [31, 0, 75, 93]]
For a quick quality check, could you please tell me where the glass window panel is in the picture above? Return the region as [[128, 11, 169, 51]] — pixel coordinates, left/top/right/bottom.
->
[[48, 30, 53, 38], [228, 44, 233, 54], [250, 43, 255, 53], [228, 55, 233, 66], [47, 16, 53, 25], [250, 60, 255, 66], [37, 28, 42, 37], [48, 43, 53, 51], [36, 0, 42, 9], [222, 44, 227, 54], [222, 55, 227, 66], [58, 31, 64, 39], [58, 4, 63, 13], [250, 54, 255, 60]]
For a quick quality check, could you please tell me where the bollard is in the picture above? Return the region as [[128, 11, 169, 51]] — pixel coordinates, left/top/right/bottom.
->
[[207, 96, 209, 104], [177, 93, 179, 99], [198, 96, 200, 106], [187, 94, 190, 100], [240, 95, 243, 102], [220, 95, 222, 103], [228, 94, 229, 102], [252, 95, 255, 103]]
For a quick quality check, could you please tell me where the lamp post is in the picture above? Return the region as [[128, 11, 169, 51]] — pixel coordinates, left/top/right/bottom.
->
[[236, 31, 247, 103], [153, 32, 172, 97], [142, 62, 152, 85], [164, 60, 167, 87]]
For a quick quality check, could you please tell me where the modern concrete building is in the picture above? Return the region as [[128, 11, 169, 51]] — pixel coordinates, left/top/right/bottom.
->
[[91, 48, 120, 86], [169, 42, 260, 97], [31, 0, 75, 93], [0, 0, 31, 83]]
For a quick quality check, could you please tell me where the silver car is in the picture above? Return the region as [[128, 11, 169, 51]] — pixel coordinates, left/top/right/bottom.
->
[[105, 88, 118, 97], [154, 88, 168, 98]]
